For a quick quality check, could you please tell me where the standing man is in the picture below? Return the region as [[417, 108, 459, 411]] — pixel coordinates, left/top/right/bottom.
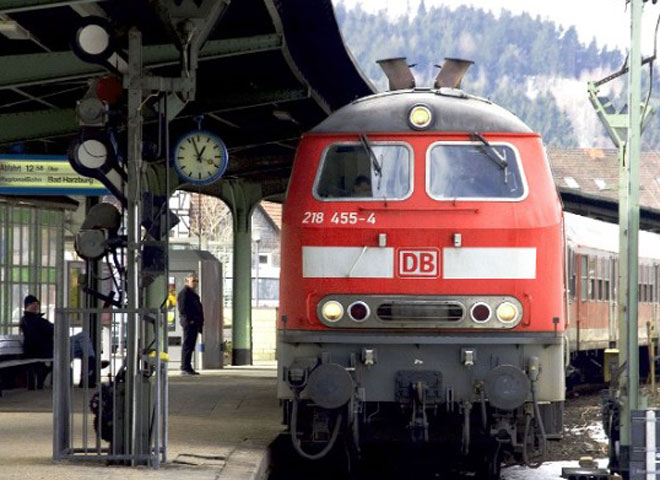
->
[[177, 273, 204, 375]]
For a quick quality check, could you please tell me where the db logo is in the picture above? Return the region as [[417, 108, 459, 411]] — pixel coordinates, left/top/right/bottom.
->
[[398, 249, 439, 278]]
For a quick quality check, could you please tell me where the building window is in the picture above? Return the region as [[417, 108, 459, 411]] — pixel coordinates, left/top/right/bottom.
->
[[594, 178, 607, 190], [0, 203, 64, 333]]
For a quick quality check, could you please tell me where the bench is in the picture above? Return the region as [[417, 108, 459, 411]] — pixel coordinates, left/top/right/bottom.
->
[[0, 334, 52, 396]]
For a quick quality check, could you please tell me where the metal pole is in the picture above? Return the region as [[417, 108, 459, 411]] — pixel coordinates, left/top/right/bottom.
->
[[618, 145, 630, 450], [126, 27, 143, 461], [619, 0, 643, 470], [626, 0, 642, 415]]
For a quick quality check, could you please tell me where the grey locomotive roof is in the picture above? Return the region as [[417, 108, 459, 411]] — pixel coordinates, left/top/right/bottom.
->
[[311, 88, 533, 134]]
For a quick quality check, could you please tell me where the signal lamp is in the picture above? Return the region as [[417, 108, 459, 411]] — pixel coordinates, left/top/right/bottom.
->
[[470, 302, 491, 323], [409, 104, 432, 130], [496, 302, 518, 323], [321, 301, 344, 322], [348, 301, 370, 322]]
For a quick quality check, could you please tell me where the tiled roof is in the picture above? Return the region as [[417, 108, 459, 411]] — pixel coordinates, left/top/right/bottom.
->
[[261, 201, 282, 231], [547, 148, 660, 211]]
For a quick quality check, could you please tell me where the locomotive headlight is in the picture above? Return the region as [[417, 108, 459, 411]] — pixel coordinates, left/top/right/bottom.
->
[[496, 302, 518, 323], [321, 300, 344, 322], [409, 104, 432, 130]]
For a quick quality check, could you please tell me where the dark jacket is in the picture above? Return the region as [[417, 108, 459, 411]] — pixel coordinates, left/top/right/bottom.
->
[[20, 311, 54, 358], [177, 286, 204, 331]]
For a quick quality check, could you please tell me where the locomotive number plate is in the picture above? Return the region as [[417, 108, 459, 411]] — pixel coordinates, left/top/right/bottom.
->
[[302, 211, 376, 225]]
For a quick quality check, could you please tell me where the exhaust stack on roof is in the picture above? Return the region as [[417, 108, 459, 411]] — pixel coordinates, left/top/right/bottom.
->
[[434, 58, 474, 89], [376, 57, 416, 91]]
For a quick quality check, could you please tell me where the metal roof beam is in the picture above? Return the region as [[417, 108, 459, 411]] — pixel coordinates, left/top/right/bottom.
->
[[206, 88, 310, 114], [0, 34, 282, 89], [10, 87, 58, 109], [0, 88, 309, 143], [0, 108, 76, 143], [0, 0, 105, 14]]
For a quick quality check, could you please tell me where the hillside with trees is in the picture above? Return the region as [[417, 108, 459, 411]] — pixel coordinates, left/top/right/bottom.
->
[[333, 2, 658, 148]]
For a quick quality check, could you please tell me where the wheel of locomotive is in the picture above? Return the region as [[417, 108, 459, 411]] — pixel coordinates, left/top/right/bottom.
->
[[470, 438, 503, 480]]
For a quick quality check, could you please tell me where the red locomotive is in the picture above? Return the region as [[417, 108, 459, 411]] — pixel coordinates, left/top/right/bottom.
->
[[277, 59, 565, 477]]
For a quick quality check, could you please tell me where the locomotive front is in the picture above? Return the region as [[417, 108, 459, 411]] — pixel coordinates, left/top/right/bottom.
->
[[278, 69, 565, 475]]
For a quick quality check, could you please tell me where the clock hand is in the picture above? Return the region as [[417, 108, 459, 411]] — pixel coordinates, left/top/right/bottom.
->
[[191, 137, 202, 161]]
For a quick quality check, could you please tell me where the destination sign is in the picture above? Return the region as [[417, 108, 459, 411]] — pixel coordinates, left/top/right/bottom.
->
[[0, 155, 109, 195]]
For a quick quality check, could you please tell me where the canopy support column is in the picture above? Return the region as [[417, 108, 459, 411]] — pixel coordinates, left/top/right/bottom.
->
[[219, 180, 263, 365]]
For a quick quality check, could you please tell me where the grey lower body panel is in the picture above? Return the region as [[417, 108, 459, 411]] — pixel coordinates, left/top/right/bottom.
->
[[277, 330, 565, 403]]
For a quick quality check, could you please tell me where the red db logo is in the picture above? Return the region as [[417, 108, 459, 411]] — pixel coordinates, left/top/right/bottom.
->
[[398, 249, 439, 278]]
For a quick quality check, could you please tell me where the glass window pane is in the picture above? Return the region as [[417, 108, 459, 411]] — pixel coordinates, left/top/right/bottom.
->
[[41, 227, 49, 266], [0, 223, 4, 266], [12, 284, 29, 326], [315, 143, 412, 200], [428, 143, 525, 199], [21, 225, 29, 264], [49, 229, 57, 267], [12, 225, 20, 265]]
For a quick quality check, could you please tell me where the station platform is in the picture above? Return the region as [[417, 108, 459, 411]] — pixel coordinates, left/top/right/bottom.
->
[[0, 364, 281, 480]]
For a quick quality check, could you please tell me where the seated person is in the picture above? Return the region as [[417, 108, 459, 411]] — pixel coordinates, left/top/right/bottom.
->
[[20, 294, 100, 388], [20, 295, 53, 389], [352, 175, 372, 197]]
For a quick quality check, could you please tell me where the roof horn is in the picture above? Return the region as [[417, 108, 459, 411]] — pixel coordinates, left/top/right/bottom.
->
[[434, 58, 474, 89], [376, 57, 416, 91]]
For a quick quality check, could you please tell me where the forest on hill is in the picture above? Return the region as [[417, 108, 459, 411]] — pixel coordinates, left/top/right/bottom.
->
[[334, 2, 658, 148]]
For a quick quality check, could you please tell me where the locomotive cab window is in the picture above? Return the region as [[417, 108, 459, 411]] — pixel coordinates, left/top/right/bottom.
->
[[426, 142, 526, 200], [314, 142, 412, 200]]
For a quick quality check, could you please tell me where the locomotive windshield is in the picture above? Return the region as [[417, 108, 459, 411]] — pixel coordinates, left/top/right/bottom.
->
[[315, 143, 412, 200], [427, 143, 525, 200]]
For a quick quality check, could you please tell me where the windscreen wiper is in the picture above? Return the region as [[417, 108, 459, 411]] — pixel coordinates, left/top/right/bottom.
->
[[359, 134, 383, 184], [470, 132, 507, 169]]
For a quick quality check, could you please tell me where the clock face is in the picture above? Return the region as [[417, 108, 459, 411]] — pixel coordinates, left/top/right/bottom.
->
[[173, 131, 228, 185]]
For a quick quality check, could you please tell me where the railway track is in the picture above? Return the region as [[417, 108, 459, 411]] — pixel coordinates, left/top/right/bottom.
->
[[267, 433, 502, 480]]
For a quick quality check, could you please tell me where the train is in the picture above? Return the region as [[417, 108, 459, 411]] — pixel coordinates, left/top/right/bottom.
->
[[564, 211, 660, 387], [276, 58, 565, 478]]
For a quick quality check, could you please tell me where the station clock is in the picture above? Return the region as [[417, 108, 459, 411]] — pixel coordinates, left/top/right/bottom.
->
[[173, 130, 229, 186]]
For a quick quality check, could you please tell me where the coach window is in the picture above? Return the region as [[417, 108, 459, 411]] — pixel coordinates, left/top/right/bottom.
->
[[427, 142, 526, 200], [639, 265, 646, 302], [580, 255, 588, 301], [589, 257, 596, 300], [600, 258, 606, 301], [603, 258, 611, 301], [567, 248, 576, 299], [315, 143, 412, 200], [643, 265, 651, 302]]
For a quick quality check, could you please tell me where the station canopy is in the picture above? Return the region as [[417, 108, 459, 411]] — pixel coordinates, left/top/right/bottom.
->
[[0, 1, 657, 230], [0, 0, 374, 200]]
